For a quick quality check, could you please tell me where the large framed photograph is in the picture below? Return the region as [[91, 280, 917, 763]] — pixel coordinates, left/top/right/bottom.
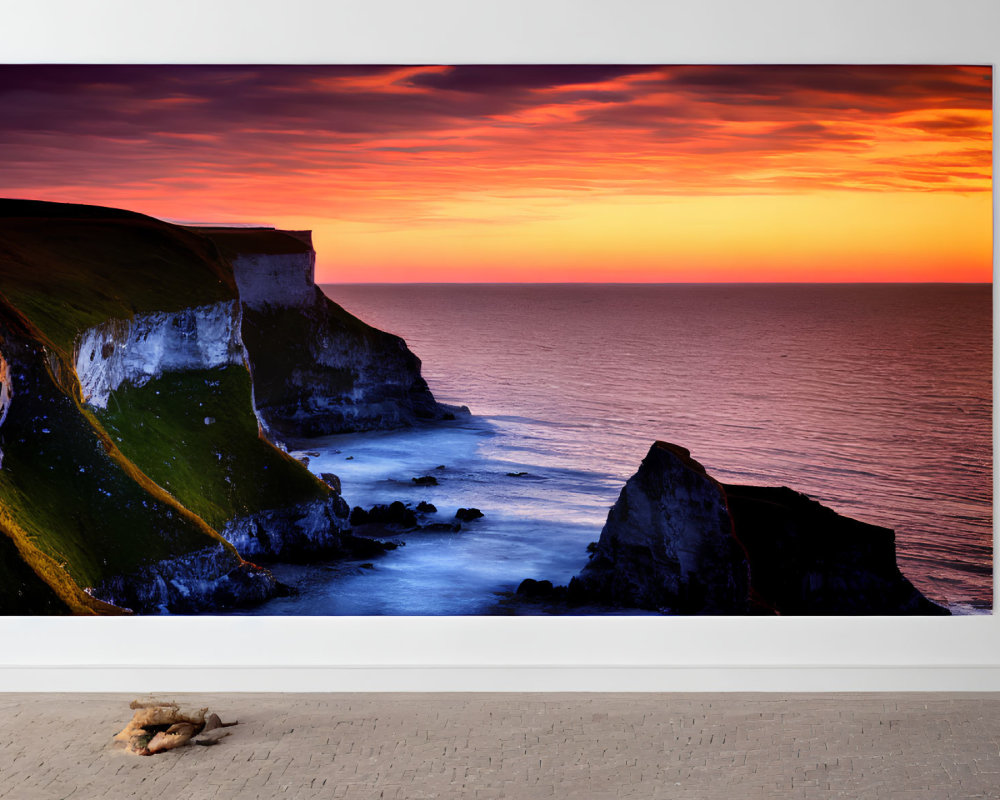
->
[[0, 0, 995, 690]]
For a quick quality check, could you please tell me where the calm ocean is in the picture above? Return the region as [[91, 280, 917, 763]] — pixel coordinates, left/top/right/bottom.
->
[[246, 284, 993, 615]]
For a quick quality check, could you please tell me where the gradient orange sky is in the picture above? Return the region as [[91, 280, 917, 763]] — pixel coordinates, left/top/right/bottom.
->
[[0, 65, 992, 282]]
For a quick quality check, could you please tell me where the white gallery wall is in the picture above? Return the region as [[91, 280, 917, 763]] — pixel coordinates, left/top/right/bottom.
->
[[0, 0, 997, 691]]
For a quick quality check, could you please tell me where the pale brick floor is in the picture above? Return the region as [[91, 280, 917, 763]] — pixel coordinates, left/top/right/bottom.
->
[[0, 693, 998, 799]]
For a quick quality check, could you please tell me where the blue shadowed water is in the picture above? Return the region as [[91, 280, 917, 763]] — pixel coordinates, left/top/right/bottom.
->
[[240, 284, 993, 615]]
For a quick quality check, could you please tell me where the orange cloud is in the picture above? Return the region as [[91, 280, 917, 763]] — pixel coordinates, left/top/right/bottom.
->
[[0, 65, 991, 282]]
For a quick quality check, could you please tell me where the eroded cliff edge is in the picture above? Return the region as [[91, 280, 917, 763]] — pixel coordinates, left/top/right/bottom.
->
[[520, 441, 947, 615], [202, 228, 453, 439], [0, 199, 447, 613]]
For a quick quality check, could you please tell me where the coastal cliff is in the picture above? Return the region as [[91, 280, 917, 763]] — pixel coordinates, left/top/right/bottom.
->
[[0, 199, 446, 614], [204, 228, 452, 439], [0, 293, 274, 614], [561, 441, 947, 615]]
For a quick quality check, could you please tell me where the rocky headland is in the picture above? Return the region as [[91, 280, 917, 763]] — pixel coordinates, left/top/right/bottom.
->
[[518, 441, 947, 615], [0, 199, 452, 614], [204, 227, 458, 440]]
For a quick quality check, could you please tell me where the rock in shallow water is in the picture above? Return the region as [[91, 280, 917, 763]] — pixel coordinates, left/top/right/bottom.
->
[[420, 521, 462, 533], [572, 442, 749, 614], [565, 441, 947, 616], [319, 472, 341, 493], [516, 578, 556, 599], [351, 501, 418, 529], [722, 484, 946, 615], [220, 494, 352, 562]]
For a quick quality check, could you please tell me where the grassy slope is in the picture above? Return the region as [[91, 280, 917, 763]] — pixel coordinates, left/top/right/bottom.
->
[[0, 305, 223, 600], [97, 366, 330, 531], [0, 200, 236, 358]]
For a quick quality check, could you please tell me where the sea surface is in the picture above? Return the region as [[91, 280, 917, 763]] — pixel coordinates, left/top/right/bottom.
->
[[245, 284, 993, 615]]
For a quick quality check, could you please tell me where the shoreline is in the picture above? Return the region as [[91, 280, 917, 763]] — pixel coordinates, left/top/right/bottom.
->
[[224, 416, 989, 616]]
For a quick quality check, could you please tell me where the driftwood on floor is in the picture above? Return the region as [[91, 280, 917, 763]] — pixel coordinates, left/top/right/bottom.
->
[[114, 699, 238, 755]]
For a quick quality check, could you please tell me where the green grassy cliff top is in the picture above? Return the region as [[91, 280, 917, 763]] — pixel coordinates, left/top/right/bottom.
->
[[0, 200, 238, 357]]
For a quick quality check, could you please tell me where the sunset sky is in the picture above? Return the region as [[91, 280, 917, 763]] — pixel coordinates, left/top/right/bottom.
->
[[0, 64, 992, 282]]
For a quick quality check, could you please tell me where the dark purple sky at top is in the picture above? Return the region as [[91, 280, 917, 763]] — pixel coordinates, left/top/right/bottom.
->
[[0, 64, 989, 137]]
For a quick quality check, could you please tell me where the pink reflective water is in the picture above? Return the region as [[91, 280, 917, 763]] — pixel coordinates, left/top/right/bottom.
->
[[325, 284, 993, 611]]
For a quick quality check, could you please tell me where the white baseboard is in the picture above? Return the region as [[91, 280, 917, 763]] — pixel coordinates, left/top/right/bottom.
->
[[4, 616, 1000, 691], [3, 664, 1000, 693]]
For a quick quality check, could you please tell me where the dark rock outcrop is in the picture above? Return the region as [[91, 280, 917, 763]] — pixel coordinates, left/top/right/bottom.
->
[[202, 228, 458, 439], [350, 499, 463, 534], [456, 508, 485, 522], [723, 485, 945, 615], [350, 501, 418, 529], [319, 472, 341, 493], [516, 578, 556, 599], [241, 286, 451, 438], [572, 442, 749, 614], [568, 441, 946, 616], [220, 494, 351, 561]]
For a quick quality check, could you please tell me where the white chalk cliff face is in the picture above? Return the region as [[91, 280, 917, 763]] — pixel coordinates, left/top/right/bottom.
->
[[73, 300, 247, 409], [69, 291, 355, 572], [0, 302, 278, 615]]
